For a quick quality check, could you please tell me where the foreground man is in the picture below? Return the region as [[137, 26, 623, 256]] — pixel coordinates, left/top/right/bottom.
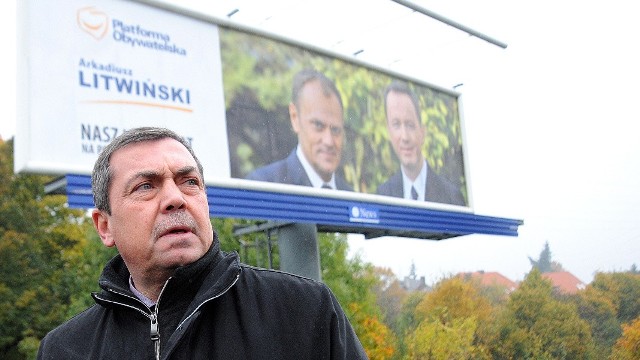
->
[[37, 127, 367, 359]]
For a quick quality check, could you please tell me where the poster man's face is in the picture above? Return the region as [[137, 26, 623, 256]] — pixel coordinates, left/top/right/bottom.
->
[[290, 79, 344, 182], [386, 90, 426, 174]]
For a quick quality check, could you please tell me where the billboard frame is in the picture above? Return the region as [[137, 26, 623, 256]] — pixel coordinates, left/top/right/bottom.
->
[[23, 0, 523, 239], [62, 174, 522, 239]]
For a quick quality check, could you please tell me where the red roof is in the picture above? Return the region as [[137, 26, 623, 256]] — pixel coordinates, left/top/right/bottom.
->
[[460, 271, 518, 292], [541, 272, 586, 294]]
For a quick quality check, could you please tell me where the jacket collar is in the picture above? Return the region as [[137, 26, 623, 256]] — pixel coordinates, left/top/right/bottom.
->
[[93, 232, 240, 310]]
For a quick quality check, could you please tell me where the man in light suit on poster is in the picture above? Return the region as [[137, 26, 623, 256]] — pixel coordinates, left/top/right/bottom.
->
[[246, 69, 352, 191], [377, 81, 465, 206]]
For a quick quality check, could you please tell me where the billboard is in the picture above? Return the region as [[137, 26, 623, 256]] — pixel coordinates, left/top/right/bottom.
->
[[17, 0, 472, 211]]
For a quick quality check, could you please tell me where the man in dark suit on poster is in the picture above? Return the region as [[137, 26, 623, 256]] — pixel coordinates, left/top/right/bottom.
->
[[246, 69, 352, 191], [377, 81, 465, 206]]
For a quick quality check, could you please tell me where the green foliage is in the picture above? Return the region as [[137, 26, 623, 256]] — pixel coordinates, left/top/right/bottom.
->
[[403, 277, 493, 360], [319, 233, 376, 311], [0, 139, 116, 359], [394, 291, 426, 359], [404, 317, 480, 360], [573, 286, 622, 359], [590, 272, 640, 324], [63, 227, 118, 319], [488, 269, 595, 359], [528, 241, 564, 273], [610, 316, 640, 360], [213, 218, 280, 270], [318, 233, 396, 359], [415, 277, 493, 325], [371, 267, 409, 335]]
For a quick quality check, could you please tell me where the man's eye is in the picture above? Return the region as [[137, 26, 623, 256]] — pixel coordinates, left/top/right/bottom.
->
[[185, 178, 199, 186], [311, 120, 326, 131], [134, 183, 153, 192]]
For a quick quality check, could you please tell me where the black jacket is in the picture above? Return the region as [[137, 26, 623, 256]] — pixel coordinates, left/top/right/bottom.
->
[[37, 241, 367, 359]]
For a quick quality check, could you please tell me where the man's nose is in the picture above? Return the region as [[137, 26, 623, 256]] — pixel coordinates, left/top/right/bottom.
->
[[320, 128, 337, 146], [399, 124, 411, 141], [161, 181, 186, 212]]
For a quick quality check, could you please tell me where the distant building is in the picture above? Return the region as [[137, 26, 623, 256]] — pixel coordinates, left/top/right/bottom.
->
[[402, 262, 429, 291], [459, 271, 518, 293], [541, 271, 586, 294]]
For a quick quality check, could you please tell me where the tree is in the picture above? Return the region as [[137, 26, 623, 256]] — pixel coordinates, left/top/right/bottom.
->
[[488, 269, 595, 359], [404, 316, 480, 360], [371, 266, 408, 335], [528, 241, 564, 273], [590, 272, 640, 324], [415, 277, 493, 325], [318, 233, 396, 359], [610, 316, 640, 360], [573, 285, 622, 359], [394, 291, 426, 359], [0, 138, 116, 359], [408, 276, 493, 359]]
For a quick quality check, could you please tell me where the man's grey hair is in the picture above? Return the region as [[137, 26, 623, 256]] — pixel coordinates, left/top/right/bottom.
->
[[92, 127, 204, 214]]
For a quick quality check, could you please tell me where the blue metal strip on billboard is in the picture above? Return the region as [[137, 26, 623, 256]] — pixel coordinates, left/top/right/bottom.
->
[[65, 174, 522, 238]]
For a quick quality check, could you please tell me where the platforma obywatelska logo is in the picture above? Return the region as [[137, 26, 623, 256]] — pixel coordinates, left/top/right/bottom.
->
[[77, 6, 109, 40]]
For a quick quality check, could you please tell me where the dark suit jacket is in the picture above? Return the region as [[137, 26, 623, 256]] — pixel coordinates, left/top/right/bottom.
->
[[376, 165, 466, 206], [246, 149, 353, 191]]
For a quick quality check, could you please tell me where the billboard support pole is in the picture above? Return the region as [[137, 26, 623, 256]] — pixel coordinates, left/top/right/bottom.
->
[[278, 223, 322, 281], [391, 0, 508, 49]]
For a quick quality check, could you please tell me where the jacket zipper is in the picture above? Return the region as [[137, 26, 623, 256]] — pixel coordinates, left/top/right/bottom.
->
[[150, 310, 160, 360], [96, 282, 170, 360], [151, 280, 170, 360]]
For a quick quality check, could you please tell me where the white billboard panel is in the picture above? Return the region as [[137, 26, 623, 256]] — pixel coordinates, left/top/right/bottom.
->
[[16, 0, 229, 181]]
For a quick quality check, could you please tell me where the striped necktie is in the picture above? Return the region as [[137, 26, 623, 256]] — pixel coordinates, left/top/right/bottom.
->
[[411, 186, 418, 200]]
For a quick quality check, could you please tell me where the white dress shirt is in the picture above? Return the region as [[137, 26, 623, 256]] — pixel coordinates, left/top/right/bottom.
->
[[296, 145, 337, 189], [401, 160, 427, 201]]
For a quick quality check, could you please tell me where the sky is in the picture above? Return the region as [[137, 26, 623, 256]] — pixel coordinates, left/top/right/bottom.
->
[[2, 0, 639, 285], [346, 0, 640, 284]]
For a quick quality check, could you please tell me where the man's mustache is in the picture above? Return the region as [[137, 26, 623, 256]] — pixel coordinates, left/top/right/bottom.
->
[[152, 211, 198, 240]]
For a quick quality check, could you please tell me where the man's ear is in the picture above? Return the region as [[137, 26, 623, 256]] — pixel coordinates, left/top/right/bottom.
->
[[92, 209, 116, 247], [289, 102, 300, 134]]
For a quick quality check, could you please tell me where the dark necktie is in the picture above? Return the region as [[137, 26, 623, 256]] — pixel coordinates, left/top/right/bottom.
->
[[411, 186, 418, 200], [322, 183, 332, 189]]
